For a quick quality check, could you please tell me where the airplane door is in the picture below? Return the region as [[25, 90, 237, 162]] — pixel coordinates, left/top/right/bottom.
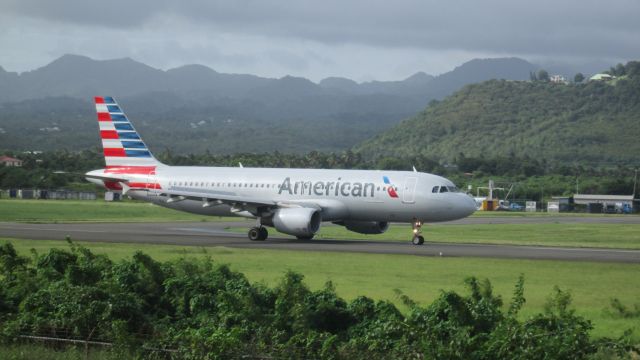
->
[[402, 177, 417, 204]]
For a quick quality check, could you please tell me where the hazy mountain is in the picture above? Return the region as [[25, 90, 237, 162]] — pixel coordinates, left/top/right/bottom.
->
[[420, 57, 536, 99], [0, 55, 557, 153], [0, 54, 544, 103], [318, 77, 360, 93]]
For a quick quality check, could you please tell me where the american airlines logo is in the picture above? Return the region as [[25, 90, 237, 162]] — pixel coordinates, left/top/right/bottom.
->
[[278, 176, 398, 198], [383, 176, 399, 198]]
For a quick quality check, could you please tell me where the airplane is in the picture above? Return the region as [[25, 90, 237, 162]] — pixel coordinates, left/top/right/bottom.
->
[[85, 96, 477, 245]]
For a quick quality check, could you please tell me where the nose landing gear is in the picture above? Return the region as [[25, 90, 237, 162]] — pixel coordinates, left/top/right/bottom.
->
[[411, 219, 425, 245]]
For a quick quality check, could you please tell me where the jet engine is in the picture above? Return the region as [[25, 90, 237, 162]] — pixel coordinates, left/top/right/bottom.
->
[[342, 220, 389, 234], [271, 207, 321, 238]]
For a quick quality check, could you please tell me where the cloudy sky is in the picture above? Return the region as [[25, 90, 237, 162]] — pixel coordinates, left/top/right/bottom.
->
[[1, 0, 638, 81]]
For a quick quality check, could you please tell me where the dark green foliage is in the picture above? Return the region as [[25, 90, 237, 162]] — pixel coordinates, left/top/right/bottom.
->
[[357, 61, 640, 166], [606, 298, 640, 319], [537, 69, 550, 82], [0, 242, 636, 359]]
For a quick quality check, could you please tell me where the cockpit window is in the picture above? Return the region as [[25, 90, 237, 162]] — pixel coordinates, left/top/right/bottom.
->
[[434, 185, 460, 193]]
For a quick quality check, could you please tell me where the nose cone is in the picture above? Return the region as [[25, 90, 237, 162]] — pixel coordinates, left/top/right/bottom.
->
[[455, 194, 477, 219]]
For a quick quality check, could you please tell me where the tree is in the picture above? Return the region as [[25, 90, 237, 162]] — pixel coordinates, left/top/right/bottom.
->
[[611, 63, 627, 77], [537, 69, 550, 82], [574, 73, 585, 83]]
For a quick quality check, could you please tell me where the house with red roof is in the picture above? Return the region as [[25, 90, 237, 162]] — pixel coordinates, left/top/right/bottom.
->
[[0, 156, 23, 167]]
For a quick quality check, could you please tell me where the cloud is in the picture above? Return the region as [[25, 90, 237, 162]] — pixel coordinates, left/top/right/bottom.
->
[[1, 0, 638, 79], [6, 0, 640, 57]]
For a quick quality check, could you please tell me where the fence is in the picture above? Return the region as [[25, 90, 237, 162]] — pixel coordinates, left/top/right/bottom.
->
[[0, 189, 97, 200]]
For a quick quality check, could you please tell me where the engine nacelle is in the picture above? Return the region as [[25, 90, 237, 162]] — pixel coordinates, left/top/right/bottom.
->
[[342, 220, 389, 234], [272, 207, 322, 238]]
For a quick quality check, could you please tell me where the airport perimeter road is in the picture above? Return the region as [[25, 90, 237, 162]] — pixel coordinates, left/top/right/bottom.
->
[[1, 221, 639, 263]]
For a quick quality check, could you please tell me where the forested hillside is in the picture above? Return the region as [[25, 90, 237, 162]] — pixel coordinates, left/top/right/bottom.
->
[[0, 56, 540, 153], [356, 62, 640, 165]]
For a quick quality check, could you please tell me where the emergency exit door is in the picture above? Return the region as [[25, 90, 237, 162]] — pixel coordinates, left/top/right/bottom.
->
[[402, 177, 417, 203]]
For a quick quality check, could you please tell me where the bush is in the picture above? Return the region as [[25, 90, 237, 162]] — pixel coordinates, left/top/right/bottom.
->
[[0, 242, 636, 359]]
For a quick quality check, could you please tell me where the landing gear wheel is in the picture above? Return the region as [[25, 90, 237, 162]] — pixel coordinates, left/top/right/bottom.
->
[[412, 235, 425, 245], [258, 227, 268, 240], [296, 235, 314, 240], [411, 219, 425, 245], [248, 227, 267, 241]]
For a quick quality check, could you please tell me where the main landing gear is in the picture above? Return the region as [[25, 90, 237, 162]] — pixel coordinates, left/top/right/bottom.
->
[[248, 226, 268, 241], [411, 219, 425, 245]]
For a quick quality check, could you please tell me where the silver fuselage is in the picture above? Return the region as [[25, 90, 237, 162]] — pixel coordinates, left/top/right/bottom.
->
[[93, 166, 476, 223]]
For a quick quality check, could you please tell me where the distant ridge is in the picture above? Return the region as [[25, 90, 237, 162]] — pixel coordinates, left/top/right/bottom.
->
[[0, 55, 551, 154], [0, 54, 543, 103]]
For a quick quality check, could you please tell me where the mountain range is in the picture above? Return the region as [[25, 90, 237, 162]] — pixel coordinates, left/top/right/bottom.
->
[[0, 54, 543, 103], [0, 55, 549, 154]]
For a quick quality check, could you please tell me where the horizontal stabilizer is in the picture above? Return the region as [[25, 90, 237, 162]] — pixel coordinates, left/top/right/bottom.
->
[[84, 173, 129, 183]]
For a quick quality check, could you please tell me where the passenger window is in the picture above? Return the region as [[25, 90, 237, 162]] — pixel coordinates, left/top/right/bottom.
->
[[440, 186, 448, 193], [432, 186, 439, 193]]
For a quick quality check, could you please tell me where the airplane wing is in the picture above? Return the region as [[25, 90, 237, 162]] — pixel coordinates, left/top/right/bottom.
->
[[154, 188, 276, 207], [150, 188, 319, 218]]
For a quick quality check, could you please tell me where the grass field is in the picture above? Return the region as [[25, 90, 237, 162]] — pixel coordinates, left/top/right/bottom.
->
[[2, 237, 639, 340], [0, 199, 235, 223]]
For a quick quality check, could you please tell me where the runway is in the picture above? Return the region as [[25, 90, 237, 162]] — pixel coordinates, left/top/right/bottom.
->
[[1, 218, 639, 263]]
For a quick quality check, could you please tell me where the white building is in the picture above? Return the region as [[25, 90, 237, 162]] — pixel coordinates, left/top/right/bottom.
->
[[589, 73, 614, 81]]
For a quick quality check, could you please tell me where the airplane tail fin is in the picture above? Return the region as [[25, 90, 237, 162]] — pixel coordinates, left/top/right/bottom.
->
[[94, 96, 163, 170]]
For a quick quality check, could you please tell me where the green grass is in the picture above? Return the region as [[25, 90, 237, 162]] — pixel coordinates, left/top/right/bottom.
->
[[0, 199, 236, 223], [3, 237, 639, 340], [229, 222, 640, 249]]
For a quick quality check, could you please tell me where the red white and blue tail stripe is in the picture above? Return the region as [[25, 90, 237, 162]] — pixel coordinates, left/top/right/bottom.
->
[[95, 96, 160, 168]]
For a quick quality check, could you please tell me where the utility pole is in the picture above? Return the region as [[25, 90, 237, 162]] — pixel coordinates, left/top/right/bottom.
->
[[633, 169, 638, 198]]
